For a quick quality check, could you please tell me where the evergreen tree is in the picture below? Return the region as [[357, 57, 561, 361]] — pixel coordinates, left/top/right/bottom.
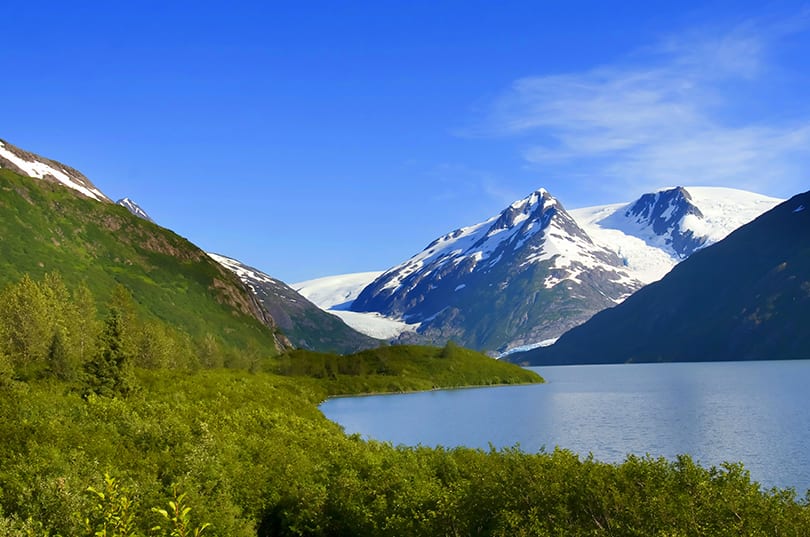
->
[[83, 308, 135, 397], [46, 329, 73, 381], [108, 284, 140, 359], [41, 272, 72, 331]]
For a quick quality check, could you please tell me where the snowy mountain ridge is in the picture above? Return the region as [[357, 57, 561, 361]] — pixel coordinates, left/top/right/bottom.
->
[[0, 139, 109, 202], [363, 188, 639, 308], [571, 186, 783, 284], [296, 185, 784, 353]]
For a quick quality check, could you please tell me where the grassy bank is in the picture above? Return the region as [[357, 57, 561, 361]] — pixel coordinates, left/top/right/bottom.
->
[[277, 343, 543, 397]]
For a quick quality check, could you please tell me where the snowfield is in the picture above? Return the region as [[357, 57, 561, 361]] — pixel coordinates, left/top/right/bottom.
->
[[570, 186, 782, 284], [570, 203, 678, 284], [293, 272, 419, 339]]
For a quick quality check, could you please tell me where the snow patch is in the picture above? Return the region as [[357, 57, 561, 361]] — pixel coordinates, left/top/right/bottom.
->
[[207, 253, 277, 285], [569, 187, 782, 284], [0, 141, 106, 201], [496, 338, 559, 359], [794, 205, 806, 213]]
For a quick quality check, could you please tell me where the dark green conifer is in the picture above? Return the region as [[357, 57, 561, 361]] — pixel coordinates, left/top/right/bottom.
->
[[83, 308, 135, 397], [46, 329, 73, 381]]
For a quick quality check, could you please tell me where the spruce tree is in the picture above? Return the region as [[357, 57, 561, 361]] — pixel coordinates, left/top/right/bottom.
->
[[46, 329, 73, 381], [83, 308, 135, 397]]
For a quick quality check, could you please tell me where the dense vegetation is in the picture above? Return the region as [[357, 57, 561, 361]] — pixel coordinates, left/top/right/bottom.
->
[[1, 363, 808, 535], [0, 273, 807, 536], [278, 343, 539, 395]]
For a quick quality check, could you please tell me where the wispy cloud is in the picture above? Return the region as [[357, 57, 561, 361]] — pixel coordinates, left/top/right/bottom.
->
[[426, 163, 522, 207], [477, 15, 810, 198]]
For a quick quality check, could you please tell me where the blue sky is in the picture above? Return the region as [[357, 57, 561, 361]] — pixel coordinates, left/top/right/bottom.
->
[[5, 1, 810, 282]]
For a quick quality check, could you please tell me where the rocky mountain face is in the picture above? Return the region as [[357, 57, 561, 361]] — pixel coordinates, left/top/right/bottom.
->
[[0, 139, 110, 202], [583, 187, 782, 274], [209, 254, 382, 354], [352, 189, 642, 353], [607, 186, 706, 258], [117, 197, 155, 223], [511, 191, 810, 365]]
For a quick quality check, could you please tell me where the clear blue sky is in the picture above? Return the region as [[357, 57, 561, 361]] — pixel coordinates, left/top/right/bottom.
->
[[5, 1, 810, 282]]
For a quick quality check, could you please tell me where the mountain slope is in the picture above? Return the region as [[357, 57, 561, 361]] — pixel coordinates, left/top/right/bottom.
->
[[352, 189, 642, 352], [209, 254, 382, 353], [0, 165, 287, 354], [513, 190, 810, 365]]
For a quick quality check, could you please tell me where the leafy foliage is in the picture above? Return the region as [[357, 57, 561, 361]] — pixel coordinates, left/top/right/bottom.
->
[[0, 365, 807, 536]]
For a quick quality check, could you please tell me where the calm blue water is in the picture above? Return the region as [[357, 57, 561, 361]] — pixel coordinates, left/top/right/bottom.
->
[[321, 360, 810, 492]]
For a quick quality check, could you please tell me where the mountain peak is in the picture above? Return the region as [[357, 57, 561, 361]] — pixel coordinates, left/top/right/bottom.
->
[[591, 186, 783, 261], [484, 188, 559, 242], [352, 187, 641, 352], [626, 186, 703, 231], [116, 197, 155, 223], [509, 187, 552, 209], [0, 138, 110, 202]]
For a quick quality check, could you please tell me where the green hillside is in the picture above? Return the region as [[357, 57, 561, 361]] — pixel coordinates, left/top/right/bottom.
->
[[0, 168, 284, 354]]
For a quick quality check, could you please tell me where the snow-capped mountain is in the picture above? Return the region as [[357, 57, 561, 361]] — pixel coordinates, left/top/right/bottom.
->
[[208, 253, 381, 353], [571, 186, 783, 284], [610, 186, 707, 258], [0, 139, 110, 202], [352, 188, 643, 352], [117, 197, 155, 222], [514, 189, 810, 366]]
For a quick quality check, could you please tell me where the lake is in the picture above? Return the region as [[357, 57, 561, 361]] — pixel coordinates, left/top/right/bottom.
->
[[320, 360, 810, 493]]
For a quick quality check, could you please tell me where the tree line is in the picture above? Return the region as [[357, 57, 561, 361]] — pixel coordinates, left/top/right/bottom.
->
[[0, 273, 262, 393]]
